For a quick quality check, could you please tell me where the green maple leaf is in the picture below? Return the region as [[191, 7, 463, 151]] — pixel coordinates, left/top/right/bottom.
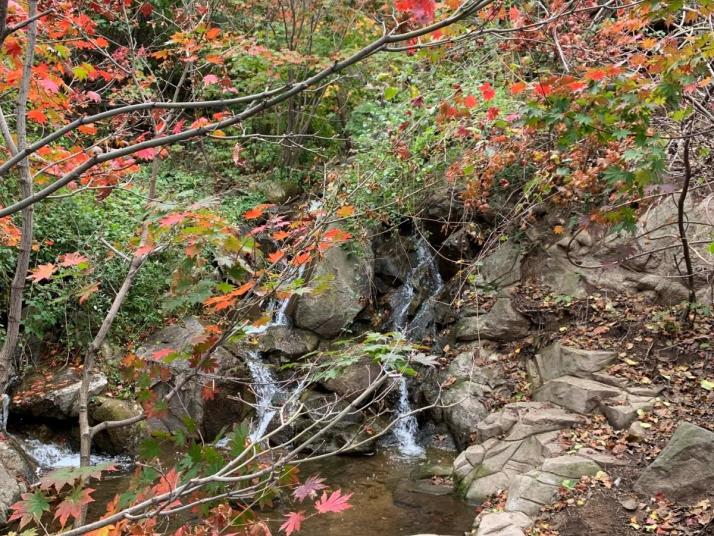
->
[[40, 463, 116, 493], [9, 491, 51, 528]]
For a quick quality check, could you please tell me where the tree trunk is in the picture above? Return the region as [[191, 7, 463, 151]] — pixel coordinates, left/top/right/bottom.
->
[[0, 0, 38, 395]]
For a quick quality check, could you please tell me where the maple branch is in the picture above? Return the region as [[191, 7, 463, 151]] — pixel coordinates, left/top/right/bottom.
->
[[0, 0, 493, 218], [0, 8, 51, 39]]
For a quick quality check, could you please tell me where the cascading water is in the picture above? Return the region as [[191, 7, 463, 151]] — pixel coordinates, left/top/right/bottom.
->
[[392, 377, 425, 457], [245, 351, 282, 442], [241, 264, 307, 443], [389, 237, 443, 458]]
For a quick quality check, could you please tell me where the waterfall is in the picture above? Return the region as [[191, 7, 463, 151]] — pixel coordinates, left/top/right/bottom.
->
[[389, 237, 443, 457], [242, 265, 305, 442], [392, 377, 425, 457], [390, 238, 444, 340], [245, 351, 282, 442]]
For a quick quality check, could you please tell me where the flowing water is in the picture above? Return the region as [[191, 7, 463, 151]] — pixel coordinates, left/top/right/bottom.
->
[[21, 437, 132, 469], [245, 351, 283, 442]]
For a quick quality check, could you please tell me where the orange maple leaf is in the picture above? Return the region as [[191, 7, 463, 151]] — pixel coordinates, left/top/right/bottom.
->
[[28, 263, 56, 283]]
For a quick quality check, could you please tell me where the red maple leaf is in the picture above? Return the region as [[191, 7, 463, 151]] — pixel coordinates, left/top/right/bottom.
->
[[479, 81, 495, 101], [314, 490, 353, 514], [243, 204, 273, 220], [152, 348, 176, 361], [59, 252, 89, 267], [27, 109, 47, 124], [54, 488, 94, 528], [293, 475, 328, 502], [280, 511, 306, 535], [159, 212, 189, 228]]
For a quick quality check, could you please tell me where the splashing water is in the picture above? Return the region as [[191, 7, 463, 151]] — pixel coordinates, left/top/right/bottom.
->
[[22, 438, 132, 470]]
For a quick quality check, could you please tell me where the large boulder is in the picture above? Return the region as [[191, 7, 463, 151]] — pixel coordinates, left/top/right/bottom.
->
[[533, 376, 623, 414], [293, 392, 380, 455], [634, 422, 714, 502], [137, 318, 252, 438], [320, 357, 383, 402], [89, 396, 147, 455], [12, 367, 107, 420], [294, 241, 373, 338], [454, 298, 530, 342], [523, 194, 714, 305], [476, 241, 523, 290], [0, 437, 38, 525]]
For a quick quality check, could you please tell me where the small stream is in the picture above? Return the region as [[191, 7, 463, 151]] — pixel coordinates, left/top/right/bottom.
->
[[14, 235, 472, 534]]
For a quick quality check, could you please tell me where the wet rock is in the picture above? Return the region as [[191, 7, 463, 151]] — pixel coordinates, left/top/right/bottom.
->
[[411, 463, 453, 480], [12, 367, 107, 419], [258, 325, 319, 358], [137, 317, 251, 438], [321, 357, 382, 402], [293, 392, 379, 455], [372, 233, 414, 286], [294, 241, 373, 338], [526, 342, 616, 389], [89, 396, 147, 455], [454, 298, 530, 342], [635, 422, 714, 502], [475, 511, 533, 536], [0, 438, 38, 525], [533, 375, 623, 414]]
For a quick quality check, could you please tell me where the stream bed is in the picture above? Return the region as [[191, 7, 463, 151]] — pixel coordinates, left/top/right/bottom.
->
[[20, 436, 474, 535]]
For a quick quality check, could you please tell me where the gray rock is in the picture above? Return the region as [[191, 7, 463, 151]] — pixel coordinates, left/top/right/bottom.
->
[[534, 375, 623, 414], [430, 350, 507, 449], [635, 422, 714, 502], [12, 367, 107, 419], [320, 357, 383, 401], [259, 325, 319, 358], [527, 342, 616, 388], [0, 439, 38, 525], [477, 242, 523, 290], [475, 511, 533, 536], [294, 241, 373, 337], [454, 402, 583, 502], [455, 298, 530, 342], [541, 455, 601, 478], [602, 404, 640, 429], [258, 179, 300, 204], [505, 470, 560, 515]]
